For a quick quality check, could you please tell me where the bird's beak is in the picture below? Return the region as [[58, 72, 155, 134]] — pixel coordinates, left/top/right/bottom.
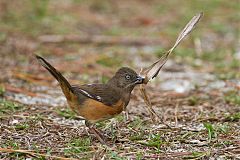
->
[[135, 75, 145, 84]]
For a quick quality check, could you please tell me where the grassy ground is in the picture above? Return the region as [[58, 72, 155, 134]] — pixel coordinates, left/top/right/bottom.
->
[[0, 0, 239, 159]]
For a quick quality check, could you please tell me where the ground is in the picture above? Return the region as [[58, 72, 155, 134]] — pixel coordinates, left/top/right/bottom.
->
[[0, 0, 239, 159]]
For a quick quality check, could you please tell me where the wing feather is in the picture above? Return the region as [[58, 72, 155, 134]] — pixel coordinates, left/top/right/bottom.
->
[[71, 84, 121, 106]]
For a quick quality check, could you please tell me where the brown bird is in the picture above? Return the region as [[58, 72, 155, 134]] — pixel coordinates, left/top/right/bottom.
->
[[36, 55, 144, 144]]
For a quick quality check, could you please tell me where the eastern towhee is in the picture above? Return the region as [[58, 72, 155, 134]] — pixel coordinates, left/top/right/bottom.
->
[[36, 55, 144, 144]]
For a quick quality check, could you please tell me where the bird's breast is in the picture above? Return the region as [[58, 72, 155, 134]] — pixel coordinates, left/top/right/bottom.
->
[[72, 98, 125, 123]]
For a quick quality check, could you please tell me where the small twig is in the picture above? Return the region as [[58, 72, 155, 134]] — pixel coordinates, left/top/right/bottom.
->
[[139, 84, 160, 122], [12, 71, 52, 86], [139, 85, 171, 128], [4, 85, 39, 97], [38, 35, 163, 46], [143, 151, 194, 158], [174, 102, 179, 127], [0, 148, 78, 160]]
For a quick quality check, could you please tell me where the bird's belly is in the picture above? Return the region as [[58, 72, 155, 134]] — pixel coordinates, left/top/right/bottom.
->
[[71, 99, 125, 123]]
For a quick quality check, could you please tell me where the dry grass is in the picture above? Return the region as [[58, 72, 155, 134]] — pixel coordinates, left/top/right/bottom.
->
[[0, 0, 239, 159]]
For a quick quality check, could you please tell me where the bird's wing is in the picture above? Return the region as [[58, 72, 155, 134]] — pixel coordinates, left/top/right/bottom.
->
[[71, 84, 121, 106]]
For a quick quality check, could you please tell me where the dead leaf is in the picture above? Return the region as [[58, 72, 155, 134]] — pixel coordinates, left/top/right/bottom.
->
[[141, 12, 203, 83], [139, 13, 203, 123]]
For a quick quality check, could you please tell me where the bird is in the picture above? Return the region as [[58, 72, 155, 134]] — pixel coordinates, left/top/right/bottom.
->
[[35, 55, 144, 144]]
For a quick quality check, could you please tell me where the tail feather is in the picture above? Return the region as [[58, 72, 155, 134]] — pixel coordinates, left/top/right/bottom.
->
[[35, 55, 75, 100]]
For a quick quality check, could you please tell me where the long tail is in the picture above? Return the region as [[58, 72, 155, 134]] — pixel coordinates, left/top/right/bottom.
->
[[35, 55, 75, 101]]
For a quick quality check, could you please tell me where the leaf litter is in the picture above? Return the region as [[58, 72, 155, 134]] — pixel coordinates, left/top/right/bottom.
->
[[0, 1, 239, 159]]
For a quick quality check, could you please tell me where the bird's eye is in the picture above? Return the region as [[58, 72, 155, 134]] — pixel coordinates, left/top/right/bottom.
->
[[125, 75, 131, 80]]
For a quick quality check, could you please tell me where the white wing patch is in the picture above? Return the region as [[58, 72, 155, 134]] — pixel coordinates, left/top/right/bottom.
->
[[96, 96, 102, 101], [79, 89, 93, 98], [79, 88, 102, 102]]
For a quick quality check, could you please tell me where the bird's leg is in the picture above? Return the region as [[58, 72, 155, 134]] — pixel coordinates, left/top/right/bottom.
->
[[85, 121, 106, 145], [123, 110, 129, 122]]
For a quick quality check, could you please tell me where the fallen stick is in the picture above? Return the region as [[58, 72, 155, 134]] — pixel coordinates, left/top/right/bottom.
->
[[38, 35, 163, 46], [0, 148, 78, 160], [5, 85, 38, 97]]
